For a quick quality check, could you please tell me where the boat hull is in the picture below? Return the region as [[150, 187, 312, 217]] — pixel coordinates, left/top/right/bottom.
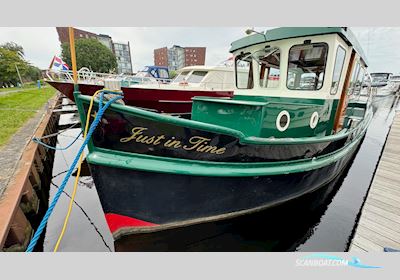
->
[[46, 80, 233, 114], [120, 86, 233, 114], [46, 81, 104, 101], [89, 136, 362, 240], [73, 94, 371, 241]]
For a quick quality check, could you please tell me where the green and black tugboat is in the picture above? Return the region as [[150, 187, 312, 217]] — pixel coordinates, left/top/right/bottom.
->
[[74, 27, 373, 241]]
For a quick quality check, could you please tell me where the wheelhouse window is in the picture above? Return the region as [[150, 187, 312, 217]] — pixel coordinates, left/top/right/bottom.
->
[[330, 46, 346, 94], [287, 43, 328, 90], [353, 66, 365, 95], [390, 75, 400, 81], [150, 69, 158, 77], [158, 69, 169, 79], [173, 71, 190, 83], [371, 73, 391, 83], [235, 52, 254, 89], [254, 47, 280, 88], [348, 62, 360, 95], [187, 71, 208, 83]]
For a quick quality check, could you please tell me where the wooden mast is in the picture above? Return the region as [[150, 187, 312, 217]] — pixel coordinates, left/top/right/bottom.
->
[[68, 27, 78, 85]]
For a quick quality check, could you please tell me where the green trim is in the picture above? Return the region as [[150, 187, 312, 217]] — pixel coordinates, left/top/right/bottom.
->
[[76, 94, 358, 145], [230, 27, 368, 66], [86, 112, 370, 177], [192, 96, 268, 106]]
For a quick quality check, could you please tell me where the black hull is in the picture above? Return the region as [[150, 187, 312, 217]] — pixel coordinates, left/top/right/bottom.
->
[[113, 159, 353, 252], [90, 136, 361, 240]]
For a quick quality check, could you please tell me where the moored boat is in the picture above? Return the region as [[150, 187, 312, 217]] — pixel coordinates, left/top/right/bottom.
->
[[45, 66, 171, 102], [119, 65, 242, 114], [370, 72, 395, 97], [46, 65, 239, 115], [74, 27, 373, 242], [386, 74, 400, 93]]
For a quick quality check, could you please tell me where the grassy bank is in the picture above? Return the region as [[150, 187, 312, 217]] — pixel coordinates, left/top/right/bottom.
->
[[0, 80, 46, 93], [0, 87, 56, 147]]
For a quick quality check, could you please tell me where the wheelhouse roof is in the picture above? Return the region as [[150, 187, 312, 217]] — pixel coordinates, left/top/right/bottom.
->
[[229, 27, 368, 66]]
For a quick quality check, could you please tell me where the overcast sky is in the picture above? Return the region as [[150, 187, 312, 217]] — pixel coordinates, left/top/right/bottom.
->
[[0, 27, 399, 73]]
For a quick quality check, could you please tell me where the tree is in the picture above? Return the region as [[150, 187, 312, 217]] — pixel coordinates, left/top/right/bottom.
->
[[61, 38, 117, 73], [0, 42, 24, 58], [25, 65, 42, 81], [0, 47, 28, 87], [0, 42, 42, 87], [169, 70, 177, 79]]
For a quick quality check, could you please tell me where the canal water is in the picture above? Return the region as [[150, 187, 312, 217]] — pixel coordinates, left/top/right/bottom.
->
[[43, 94, 399, 252]]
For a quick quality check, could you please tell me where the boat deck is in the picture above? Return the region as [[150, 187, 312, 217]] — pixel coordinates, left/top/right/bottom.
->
[[349, 111, 400, 252]]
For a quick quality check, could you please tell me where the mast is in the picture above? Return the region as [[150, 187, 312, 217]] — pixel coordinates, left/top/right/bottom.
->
[[68, 27, 78, 86]]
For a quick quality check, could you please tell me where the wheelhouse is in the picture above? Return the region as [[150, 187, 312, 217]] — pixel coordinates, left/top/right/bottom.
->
[[191, 27, 370, 138]]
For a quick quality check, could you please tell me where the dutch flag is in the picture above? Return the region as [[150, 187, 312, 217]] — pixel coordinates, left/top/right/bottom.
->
[[50, 55, 69, 71]]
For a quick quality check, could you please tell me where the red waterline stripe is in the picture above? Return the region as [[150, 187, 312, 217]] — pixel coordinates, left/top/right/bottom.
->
[[105, 213, 158, 233]]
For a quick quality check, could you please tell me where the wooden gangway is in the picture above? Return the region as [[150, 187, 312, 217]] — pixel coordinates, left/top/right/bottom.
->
[[349, 111, 400, 252]]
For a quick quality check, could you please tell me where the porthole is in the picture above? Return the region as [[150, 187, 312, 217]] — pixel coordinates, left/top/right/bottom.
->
[[276, 110, 290, 132], [310, 112, 319, 129]]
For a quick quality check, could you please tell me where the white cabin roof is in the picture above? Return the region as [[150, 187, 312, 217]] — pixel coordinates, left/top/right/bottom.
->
[[177, 65, 234, 73]]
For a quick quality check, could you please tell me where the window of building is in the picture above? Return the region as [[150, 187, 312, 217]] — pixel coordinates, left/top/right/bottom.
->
[[235, 52, 254, 89], [254, 47, 280, 88], [330, 46, 346, 94], [173, 71, 190, 83], [287, 42, 328, 91], [187, 71, 208, 83]]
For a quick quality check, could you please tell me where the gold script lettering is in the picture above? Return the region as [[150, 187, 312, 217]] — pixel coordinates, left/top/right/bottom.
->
[[120, 127, 147, 143], [119, 127, 226, 155], [183, 136, 211, 151], [164, 138, 182, 148]]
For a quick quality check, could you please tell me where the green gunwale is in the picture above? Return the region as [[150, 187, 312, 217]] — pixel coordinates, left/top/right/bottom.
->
[[77, 94, 356, 145], [86, 112, 370, 177], [74, 93, 372, 177]]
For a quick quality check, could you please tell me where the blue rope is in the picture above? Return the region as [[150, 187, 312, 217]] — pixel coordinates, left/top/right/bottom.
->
[[32, 131, 83, 151], [26, 91, 123, 252]]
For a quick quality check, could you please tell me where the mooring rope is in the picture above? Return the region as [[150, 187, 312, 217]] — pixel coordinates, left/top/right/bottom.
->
[[32, 131, 83, 151], [26, 90, 123, 252], [53, 90, 103, 252]]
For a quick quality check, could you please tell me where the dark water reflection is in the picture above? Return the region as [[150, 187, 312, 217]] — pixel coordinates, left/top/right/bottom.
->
[[43, 94, 399, 252]]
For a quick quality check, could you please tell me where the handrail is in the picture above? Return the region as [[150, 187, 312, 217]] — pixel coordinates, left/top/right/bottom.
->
[[45, 69, 172, 85]]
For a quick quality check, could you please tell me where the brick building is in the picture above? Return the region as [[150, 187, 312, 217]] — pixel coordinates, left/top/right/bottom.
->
[[56, 27, 98, 43], [56, 27, 133, 74], [154, 45, 206, 71], [184, 47, 206, 67], [154, 47, 168, 67]]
